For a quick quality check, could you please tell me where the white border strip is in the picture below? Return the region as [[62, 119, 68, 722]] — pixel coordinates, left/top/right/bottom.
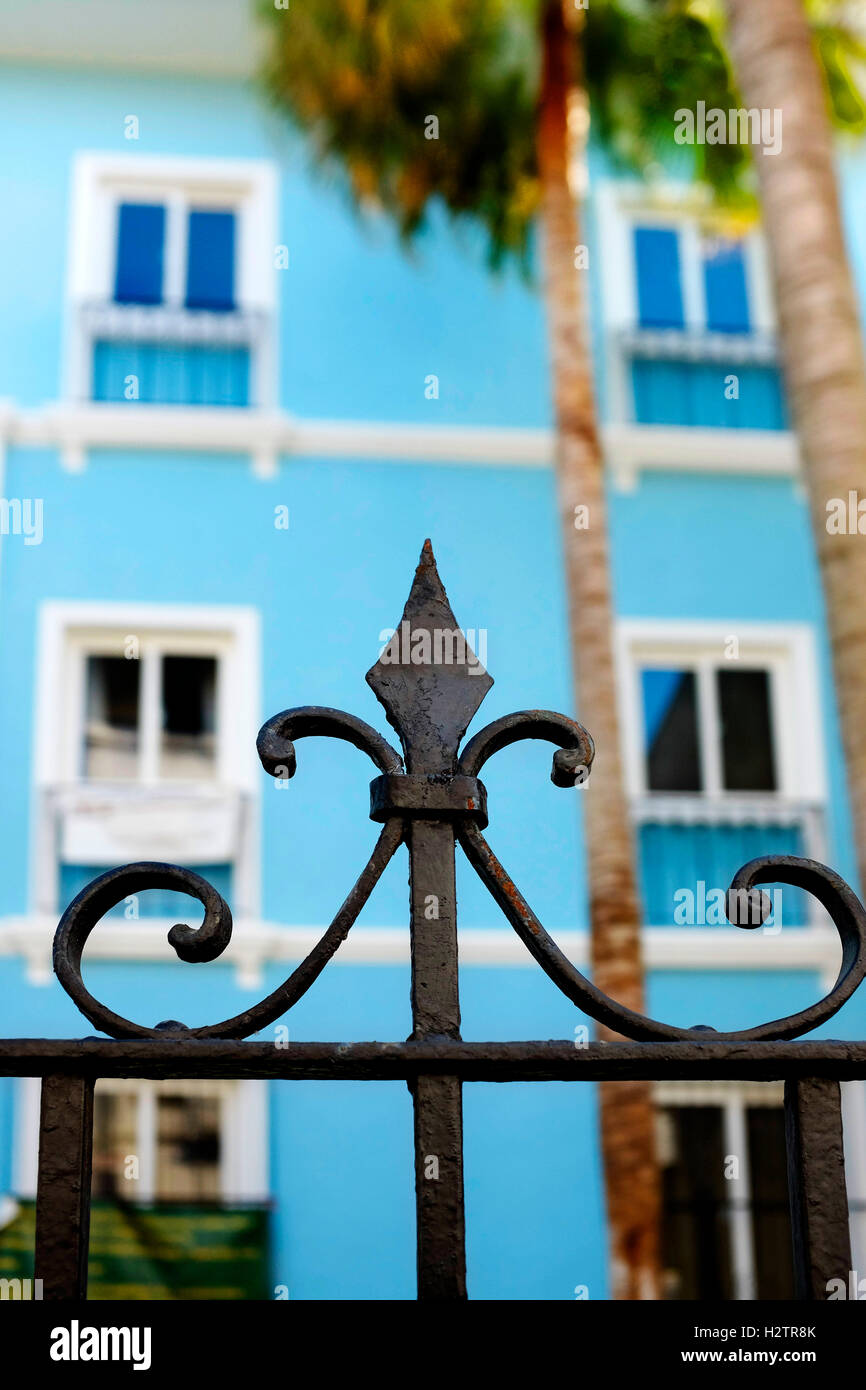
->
[[0, 401, 799, 483], [0, 916, 835, 990]]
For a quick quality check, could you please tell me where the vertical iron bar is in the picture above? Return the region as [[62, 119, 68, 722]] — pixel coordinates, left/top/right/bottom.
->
[[365, 541, 489, 1299], [784, 1076, 852, 1300], [35, 1072, 94, 1300], [408, 817, 466, 1300]]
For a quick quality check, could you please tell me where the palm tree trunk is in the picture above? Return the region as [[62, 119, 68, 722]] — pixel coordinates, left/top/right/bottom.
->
[[721, 0, 866, 901], [536, 0, 660, 1300]]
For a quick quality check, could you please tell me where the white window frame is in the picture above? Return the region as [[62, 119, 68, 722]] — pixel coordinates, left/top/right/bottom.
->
[[68, 631, 231, 787], [64, 152, 278, 407], [30, 601, 261, 916], [595, 180, 777, 426], [14, 1077, 268, 1203], [616, 619, 827, 805]]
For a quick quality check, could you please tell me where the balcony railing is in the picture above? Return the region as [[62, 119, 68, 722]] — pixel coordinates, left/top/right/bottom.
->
[[617, 327, 787, 431], [79, 301, 271, 408], [34, 783, 252, 917], [80, 301, 268, 348], [633, 795, 826, 928]]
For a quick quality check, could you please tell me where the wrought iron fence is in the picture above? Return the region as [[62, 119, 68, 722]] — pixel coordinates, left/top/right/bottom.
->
[[2, 541, 866, 1300]]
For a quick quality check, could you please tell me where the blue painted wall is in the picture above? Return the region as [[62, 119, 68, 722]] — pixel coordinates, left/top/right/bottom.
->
[[0, 51, 865, 1301]]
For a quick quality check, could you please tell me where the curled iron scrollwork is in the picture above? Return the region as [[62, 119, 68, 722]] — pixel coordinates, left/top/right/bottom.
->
[[54, 707, 405, 1039], [457, 708, 866, 1041], [50, 546, 866, 1046]]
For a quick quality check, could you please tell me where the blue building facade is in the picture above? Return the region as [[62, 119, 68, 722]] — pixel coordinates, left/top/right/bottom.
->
[[1, 0, 866, 1301]]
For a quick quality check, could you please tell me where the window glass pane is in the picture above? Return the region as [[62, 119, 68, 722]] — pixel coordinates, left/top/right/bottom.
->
[[641, 668, 702, 791], [716, 668, 777, 791], [659, 1105, 732, 1299], [703, 238, 750, 334], [92, 1090, 139, 1200], [156, 1093, 221, 1201], [114, 202, 165, 305], [84, 655, 140, 779], [186, 209, 235, 311], [634, 226, 685, 330], [159, 655, 217, 779], [747, 1107, 794, 1299]]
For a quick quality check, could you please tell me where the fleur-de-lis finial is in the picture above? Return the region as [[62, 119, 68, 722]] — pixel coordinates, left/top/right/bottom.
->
[[366, 539, 492, 773]]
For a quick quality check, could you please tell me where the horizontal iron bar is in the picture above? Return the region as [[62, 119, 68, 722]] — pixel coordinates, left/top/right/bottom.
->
[[3, 1039, 866, 1081]]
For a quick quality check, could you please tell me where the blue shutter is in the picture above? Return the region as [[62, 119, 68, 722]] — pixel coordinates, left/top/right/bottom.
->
[[114, 203, 165, 305], [634, 226, 684, 330], [113, 202, 164, 305], [186, 209, 236, 311], [703, 240, 750, 334]]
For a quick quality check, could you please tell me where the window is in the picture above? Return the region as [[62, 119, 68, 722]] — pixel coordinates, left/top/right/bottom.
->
[[717, 669, 776, 792], [620, 623, 826, 805], [641, 668, 702, 792], [93, 1084, 221, 1202], [88, 1079, 267, 1205], [6, 1078, 269, 1300], [635, 226, 685, 330], [66, 154, 276, 407], [113, 201, 236, 312], [634, 226, 752, 337], [33, 602, 261, 918], [82, 647, 218, 782], [703, 237, 750, 335], [640, 663, 777, 796], [596, 184, 787, 432], [186, 209, 235, 311], [628, 221, 785, 429], [657, 1083, 794, 1300], [114, 203, 165, 305], [632, 223, 756, 339], [620, 624, 827, 927], [84, 654, 140, 779]]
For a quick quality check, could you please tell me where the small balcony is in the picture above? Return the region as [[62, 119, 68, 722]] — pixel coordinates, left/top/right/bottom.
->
[[36, 782, 253, 918], [80, 301, 270, 408], [633, 794, 825, 929], [620, 327, 788, 431]]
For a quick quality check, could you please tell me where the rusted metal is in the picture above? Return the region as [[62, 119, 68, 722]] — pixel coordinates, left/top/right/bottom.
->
[[367, 542, 479, 1297], [785, 1078, 853, 1299], [5, 1038, 866, 1081], [11, 540, 866, 1300], [34, 1073, 94, 1300]]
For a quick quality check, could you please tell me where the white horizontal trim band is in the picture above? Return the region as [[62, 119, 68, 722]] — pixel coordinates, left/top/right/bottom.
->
[[0, 402, 800, 483], [0, 916, 835, 990]]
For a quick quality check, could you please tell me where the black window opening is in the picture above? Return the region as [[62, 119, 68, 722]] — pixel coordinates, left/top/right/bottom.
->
[[717, 668, 777, 792], [84, 654, 141, 780], [659, 1099, 795, 1300], [642, 668, 702, 792], [160, 654, 217, 779], [641, 663, 778, 795]]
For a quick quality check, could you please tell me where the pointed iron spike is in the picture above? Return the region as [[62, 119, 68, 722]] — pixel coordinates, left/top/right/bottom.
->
[[366, 542, 493, 773]]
